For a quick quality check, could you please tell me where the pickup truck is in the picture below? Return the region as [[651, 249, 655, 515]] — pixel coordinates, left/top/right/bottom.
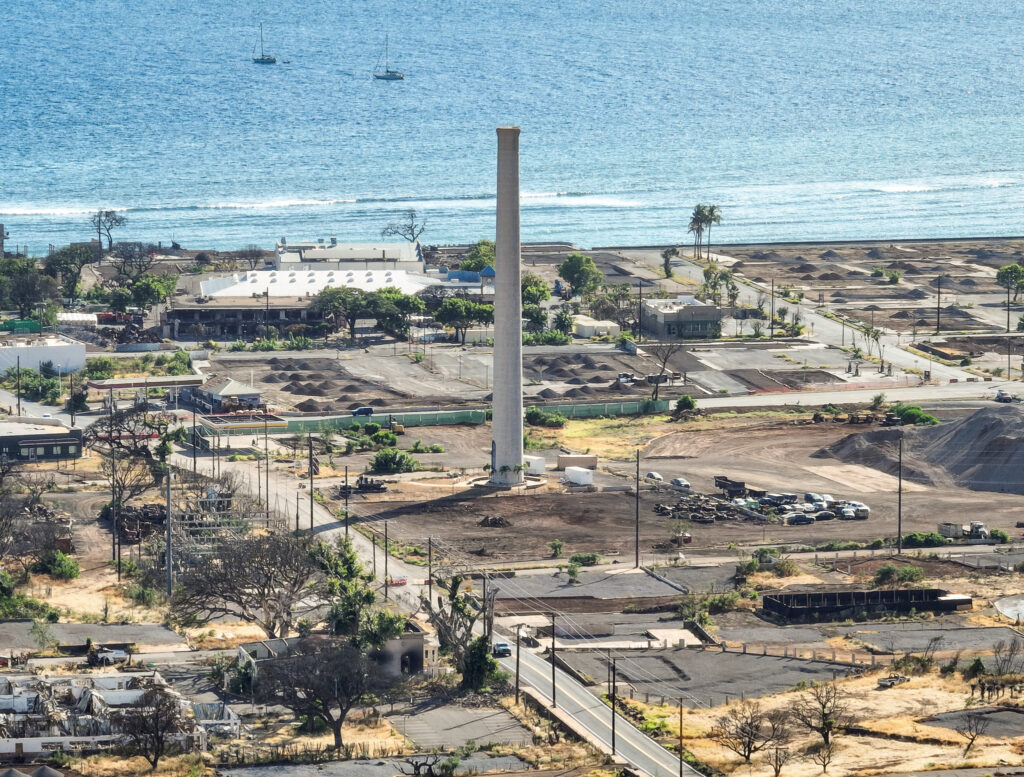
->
[[877, 673, 910, 688], [492, 641, 512, 657]]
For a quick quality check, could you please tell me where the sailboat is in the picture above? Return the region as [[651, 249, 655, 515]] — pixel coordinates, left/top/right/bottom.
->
[[373, 34, 404, 80], [252, 24, 277, 64]]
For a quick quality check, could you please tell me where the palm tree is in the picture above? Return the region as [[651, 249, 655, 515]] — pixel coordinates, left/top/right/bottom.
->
[[688, 204, 707, 260], [703, 204, 722, 260]]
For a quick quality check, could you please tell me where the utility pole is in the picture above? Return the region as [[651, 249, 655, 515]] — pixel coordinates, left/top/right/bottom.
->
[[308, 435, 314, 531], [550, 613, 557, 709], [384, 520, 389, 598], [1008, 283, 1012, 334], [15, 356, 21, 416], [427, 537, 433, 605], [191, 407, 197, 473], [69, 371, 76, 427], [263, 412, 270, 524], [515, 625, 522, 705], [344, 465, 350, 538], [635, 449, 641, 568], [769, 278, 775, 340], [678, 698, 685, 777], [936, 275, 942, 334], [611, 657, 617, 754], [165, 471, 173, 596], [372, 534, 377, 579], [897, 431, 903, 555], [637, 280, 644, 343]]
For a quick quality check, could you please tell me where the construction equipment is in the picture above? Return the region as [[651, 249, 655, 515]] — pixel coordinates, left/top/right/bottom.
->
[[995, 389, 1018, 403], [338, 475, 389, 497], [880, 412, 904, 427], [938, 521, 989, 540]]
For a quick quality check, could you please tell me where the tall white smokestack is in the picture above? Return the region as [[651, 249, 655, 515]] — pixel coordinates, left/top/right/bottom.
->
[[490, 127, 525, 487]]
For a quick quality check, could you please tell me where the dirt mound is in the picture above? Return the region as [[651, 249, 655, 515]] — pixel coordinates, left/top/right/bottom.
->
[[479, 515, 512, 528], [819, 272, 843, 281], [890, 311, 912, 319], [796, 264, 816, 273], [262, 374, 281, 383], [815, 406, 1024, 493], [537, 387, 560, 399], [317, 381, 337, 390], [288, 373, 304, 381], [295, 399, 321, 412], [801, 274, 815, 280], [589, 376, 608, 383], [865, 247, 887, 259], [566, 377, 587, 385], [284, 382, 305, 393], [906, 288, 929, 299], [819, 250, 842, 260]]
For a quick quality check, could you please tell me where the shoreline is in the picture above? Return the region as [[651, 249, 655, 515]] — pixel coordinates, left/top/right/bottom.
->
[[594, 234, 1024, 252]]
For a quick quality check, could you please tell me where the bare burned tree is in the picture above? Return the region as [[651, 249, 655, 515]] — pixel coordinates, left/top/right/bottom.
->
[[956, 710, 991, 756], [644, 341, 684, 400], [172, 532, 326, 638], [236, 244, 265, 270], [101, 451, 156, 515], [765, 745, 793, 777], [21, 470, 56, 508], [111, 242, 158, 283], [710, 701, 789, 763], [116, 686, 191, 769], [0, 454, 20, 496], [425, 574, 480, 675], [90, 209, 127, 251], [991, 637, 1024, 676], [257, 640, 382, 749], [398, 753, 461, 777], [791, 681, 850, 746], [809, 740, 836, 773], [381, 209, 426, 242]]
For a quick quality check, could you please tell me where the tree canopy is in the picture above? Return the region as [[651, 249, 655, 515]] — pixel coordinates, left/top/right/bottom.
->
[[459, 240, 496, 271], [557, 253, 603, 297], [435, 297, 494, 343]]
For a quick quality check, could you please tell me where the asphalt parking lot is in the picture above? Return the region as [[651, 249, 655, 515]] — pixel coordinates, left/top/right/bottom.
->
[[561, 649, 847, 706]]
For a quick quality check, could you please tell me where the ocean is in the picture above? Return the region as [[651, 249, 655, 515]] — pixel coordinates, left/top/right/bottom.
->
[[4, 0, 1024, 253]]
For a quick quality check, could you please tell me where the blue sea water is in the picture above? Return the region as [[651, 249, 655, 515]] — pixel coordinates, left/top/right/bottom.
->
[[4, 0, 1024, 253]]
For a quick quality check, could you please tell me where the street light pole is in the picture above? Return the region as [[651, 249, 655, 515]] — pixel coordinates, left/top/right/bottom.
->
[[611, 657, 617, 754], [550, 613, 557, 709], [635, 449, 641, 568], [897, 431, 903, 555], [515, 624, 522, 705]]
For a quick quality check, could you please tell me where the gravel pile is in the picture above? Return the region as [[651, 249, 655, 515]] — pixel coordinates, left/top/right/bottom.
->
[[815, 406, 1024, 493]]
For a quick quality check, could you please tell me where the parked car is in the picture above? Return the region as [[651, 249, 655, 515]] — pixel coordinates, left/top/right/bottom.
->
[[877, 673, 910, 688], [839, 508, 857, 520], [779, 493, 798, 504], [788, 513, 814, 525], [804, 492, 823, 504], [821, 494, 837, 508], [670, 477, 690, 489], [385, 576, 408, 586], [96, 648, 128, 666], [351, 407, 375, 416], [814, 511, 836, 521], [645, 472, 664, 481], [848, 501, 871, 519], [798, 503, 816, 513], [492, 641, 512, 657]]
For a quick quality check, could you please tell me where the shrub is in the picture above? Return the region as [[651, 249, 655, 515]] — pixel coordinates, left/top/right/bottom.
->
[[84, 357, 116, 380], [902, 531, 947, 548], [525, 406, 567, 428], [773, 557, 800, 577], [371, 430, 397, 447], [566, 561, 581, 583], [963, 657, 987, 680], [229, 339, 247, 351], [568, 552, 600, 566], [871, 266, 885, 277], [32, 550, 80, 581], [990, 528, 1010, 544], [873, 563, 924, 587], [370, 449, 418, 474], [363, 422, 381, 435], [870, 392, 886, 410], [125, 583, 158, 607], [737, 558, 759, 576], [675, 395, 697, 412], [549, 539, 564, 558], [866, 538, 886, 550]]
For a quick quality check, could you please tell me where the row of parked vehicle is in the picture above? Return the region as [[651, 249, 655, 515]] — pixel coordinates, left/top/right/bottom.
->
[[731, 492, 871, 525]]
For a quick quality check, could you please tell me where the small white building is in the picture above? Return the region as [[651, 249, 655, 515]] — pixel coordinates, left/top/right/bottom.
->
[[573, 314, 620, 338], [0, 336, 86, 373], [274, 238, 424, 272]]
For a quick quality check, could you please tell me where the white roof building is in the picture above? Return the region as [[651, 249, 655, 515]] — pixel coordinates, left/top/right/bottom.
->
[[200, 269, 440, 298], [274, 238, 423, 271]]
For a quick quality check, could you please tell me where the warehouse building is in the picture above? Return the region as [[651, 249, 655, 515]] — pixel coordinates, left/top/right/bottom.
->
[[0, 418, 83, 461], [640, 296, 723, 339]]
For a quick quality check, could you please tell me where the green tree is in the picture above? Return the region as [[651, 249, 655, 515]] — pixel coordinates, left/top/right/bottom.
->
[[661, 247, 679, 278], [130, 274, 178, 308], [996, 263, 1024, 301], [522, 304, 547, 332], [548, 539, 564, 558], [676, 395, 697, 412], [460, 240, 496, 271], [2, 263, 60, 319], [373, 287, 426, 335], [688, 204, 707, 260], [703, 204, 723, 258], [521, 272, 550, 305], [44, 245, 97, 303], [552, 309, 574, 335], [310, 287, 370, 339], [461, 635, 498, 691], [435, 298, 493, 344], [370, 448, 418, 473], [557, 253, 603, 297]]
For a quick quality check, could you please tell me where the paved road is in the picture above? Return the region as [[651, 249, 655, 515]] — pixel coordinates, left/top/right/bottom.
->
[[500, 647, 696, 777]]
